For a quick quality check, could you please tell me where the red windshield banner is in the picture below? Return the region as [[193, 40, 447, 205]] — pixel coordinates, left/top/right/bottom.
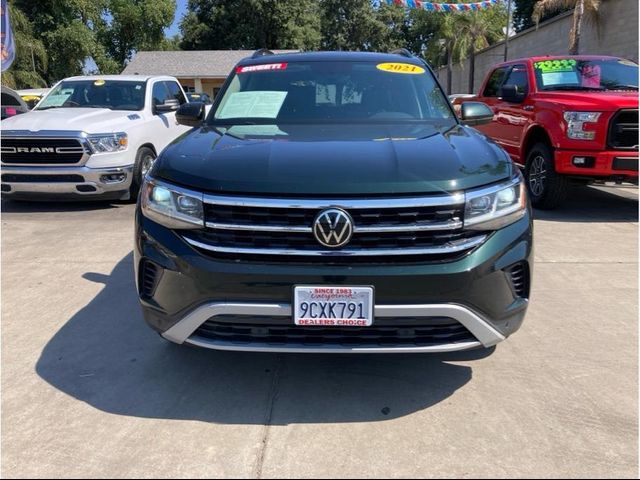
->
[[236, 63, 288, 74]]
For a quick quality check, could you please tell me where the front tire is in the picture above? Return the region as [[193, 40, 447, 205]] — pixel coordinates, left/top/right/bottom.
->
[[130, 147, 156, 200], [524, 142, 568, 210]]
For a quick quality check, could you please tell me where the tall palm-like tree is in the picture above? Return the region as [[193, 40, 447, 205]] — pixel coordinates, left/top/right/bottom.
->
[[456, 9, 506, 93], [532, 0, 600, 55]]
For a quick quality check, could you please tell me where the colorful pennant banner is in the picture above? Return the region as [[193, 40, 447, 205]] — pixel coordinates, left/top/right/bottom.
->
[[385, 0, 502, 12]]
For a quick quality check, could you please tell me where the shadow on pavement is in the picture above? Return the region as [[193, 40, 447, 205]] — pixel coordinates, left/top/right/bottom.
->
[[36, 253, 491, 425], [1, 198, 126, 214], [533, 186, 638, 223]]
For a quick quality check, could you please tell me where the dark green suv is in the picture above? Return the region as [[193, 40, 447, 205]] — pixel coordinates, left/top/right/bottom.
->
[[134, 50, 533, 353]]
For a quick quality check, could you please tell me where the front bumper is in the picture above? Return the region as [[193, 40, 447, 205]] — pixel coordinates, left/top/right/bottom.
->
[[555, 149, 638, 179], [1, 164, 134, 200], [135, 209, 533, 353]]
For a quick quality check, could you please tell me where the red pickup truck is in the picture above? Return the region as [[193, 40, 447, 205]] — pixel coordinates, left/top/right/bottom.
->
[[454, 56, 638, 208]]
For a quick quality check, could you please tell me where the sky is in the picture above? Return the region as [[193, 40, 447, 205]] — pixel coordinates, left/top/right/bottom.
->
[[165, 0, 189, 38]]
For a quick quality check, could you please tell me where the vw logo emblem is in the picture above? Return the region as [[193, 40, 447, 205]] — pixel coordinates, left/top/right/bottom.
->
[[313, 208, 354, 248]]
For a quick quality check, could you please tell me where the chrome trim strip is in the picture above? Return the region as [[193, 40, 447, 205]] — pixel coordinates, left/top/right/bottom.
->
[[182, 234, 487, 257], [205, 219, 463, 233], [161, 301, 505, 351], [185, 338, 482, 354], [354, 219, 463, 232], [203, 192, 465, 209], [206, 222, 313, 233], [163, 303, 291, 344]]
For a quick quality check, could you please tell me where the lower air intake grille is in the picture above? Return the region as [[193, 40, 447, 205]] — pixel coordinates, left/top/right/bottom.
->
[[1, 174, 85, 183], [139, 260, 160, 298], [507, 262, 529, 298], [193, 316, 476, 348]]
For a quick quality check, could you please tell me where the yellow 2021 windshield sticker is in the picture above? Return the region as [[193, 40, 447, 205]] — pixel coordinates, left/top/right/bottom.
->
[[377, 63, 425, 74]]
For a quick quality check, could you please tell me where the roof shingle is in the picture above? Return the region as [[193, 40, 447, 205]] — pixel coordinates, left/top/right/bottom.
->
[[121, 50, 297, 78]]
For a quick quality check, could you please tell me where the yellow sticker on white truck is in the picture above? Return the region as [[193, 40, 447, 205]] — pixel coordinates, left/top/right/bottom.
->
[[376, 63, 425, 74]]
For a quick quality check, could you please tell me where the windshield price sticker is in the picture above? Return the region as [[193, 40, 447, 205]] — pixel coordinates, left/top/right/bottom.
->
[[236, 63, 288, 74], [294, 286, 374, 327], [377, 62, 425, 74], [534, 59, 577, 73]]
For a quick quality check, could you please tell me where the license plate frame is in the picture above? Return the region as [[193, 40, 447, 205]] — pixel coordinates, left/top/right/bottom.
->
[[293, 285, 374, 327]]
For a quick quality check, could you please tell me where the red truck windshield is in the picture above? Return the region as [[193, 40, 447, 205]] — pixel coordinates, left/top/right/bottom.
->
[[534, 58, 638, 91]]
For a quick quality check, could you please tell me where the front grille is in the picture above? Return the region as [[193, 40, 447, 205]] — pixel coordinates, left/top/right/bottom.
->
[[608, 109, 639, 150], [183, 193, 487, 262], [1, 138, 86, 164], [193, 316, 476, 347], [139, 260, 161, 298], [507, 262, 529, 298], [1, 174, 85, 183]]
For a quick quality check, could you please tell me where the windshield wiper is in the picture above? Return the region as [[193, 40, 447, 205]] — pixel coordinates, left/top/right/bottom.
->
[[543, 85, 605, 91], [605, 84, 639, 91]]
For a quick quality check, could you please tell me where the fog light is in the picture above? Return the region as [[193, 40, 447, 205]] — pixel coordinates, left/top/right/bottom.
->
[[100, 173, 127, 184], [572, 156, 595, 168]]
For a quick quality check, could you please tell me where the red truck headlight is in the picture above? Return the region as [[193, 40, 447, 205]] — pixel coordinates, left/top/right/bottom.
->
[[563, 111, 601, 140]]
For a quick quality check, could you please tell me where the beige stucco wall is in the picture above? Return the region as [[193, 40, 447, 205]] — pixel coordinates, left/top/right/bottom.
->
[[176, 78, 225, 98], [436, 0, 639, 94]]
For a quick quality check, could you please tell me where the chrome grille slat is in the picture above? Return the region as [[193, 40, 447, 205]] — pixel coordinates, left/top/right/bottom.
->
[[205, 219, 463, 233], [182, 234, 487, 257], [203, 193, 465, 209], [186, 191, 490, 260]]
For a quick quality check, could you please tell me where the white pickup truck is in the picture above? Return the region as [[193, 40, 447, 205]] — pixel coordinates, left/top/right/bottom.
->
[[1, 75, 200, 201]]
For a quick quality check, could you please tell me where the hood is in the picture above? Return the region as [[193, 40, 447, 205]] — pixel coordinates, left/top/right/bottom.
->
[[154, 123, 513, 196], [536, 91, 639, 111], [1, 108, 144, 133]]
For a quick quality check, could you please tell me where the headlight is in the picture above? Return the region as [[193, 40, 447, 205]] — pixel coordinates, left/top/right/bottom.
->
[[563, 111, 601, 140], [464, 174, 527, 230], [140, 179, 204, 229], [88, 132, 128, 152]]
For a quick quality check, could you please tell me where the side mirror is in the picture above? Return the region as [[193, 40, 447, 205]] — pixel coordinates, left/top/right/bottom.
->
[[460, 102, 494, 126], [154, 98, 180, 114], [176, 101, 205, 127], [499, 84, 526, 103]]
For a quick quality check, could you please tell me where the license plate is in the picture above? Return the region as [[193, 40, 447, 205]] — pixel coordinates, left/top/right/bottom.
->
[[294, 286, 374, 327]]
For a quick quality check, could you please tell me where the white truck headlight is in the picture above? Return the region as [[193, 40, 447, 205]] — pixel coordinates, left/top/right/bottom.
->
[[563, 111, 601, 140], [464, 174, 527, 230], [141, 179, 204, 229], [88, 132, 128, 152]]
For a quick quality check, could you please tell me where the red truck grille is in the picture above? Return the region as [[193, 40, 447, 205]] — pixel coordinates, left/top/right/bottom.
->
[[608, 109, 639, 151]]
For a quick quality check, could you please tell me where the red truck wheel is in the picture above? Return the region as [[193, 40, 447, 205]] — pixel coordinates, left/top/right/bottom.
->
[[525, 143, 568, 210]]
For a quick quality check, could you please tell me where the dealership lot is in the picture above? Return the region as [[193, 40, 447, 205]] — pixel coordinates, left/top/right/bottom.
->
[[1, 185, 638, 478]]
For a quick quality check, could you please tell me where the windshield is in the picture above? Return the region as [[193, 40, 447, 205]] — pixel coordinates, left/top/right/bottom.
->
[[36, 80, 147, 111], [210, 61, 455, 125], [534, 58, 638, 91]]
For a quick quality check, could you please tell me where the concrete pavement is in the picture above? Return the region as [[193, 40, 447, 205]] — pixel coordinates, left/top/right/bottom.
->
[[1, 185, 638, 478]]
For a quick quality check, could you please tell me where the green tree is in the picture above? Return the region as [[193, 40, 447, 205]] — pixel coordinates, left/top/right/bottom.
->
[[513, 0, 563, 32], [99, 0, 176, 66], [533, 0, 600, 55], [180, 0, 321, 50], [9, 0, 177, 85], [319, 0, 383, 51], [456, 7, 507, 93], [1, 3, 48, 88]]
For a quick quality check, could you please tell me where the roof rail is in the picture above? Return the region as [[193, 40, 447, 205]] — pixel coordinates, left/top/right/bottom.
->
[[252, 48, 274, 59], [390, 48, 413, 58]]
